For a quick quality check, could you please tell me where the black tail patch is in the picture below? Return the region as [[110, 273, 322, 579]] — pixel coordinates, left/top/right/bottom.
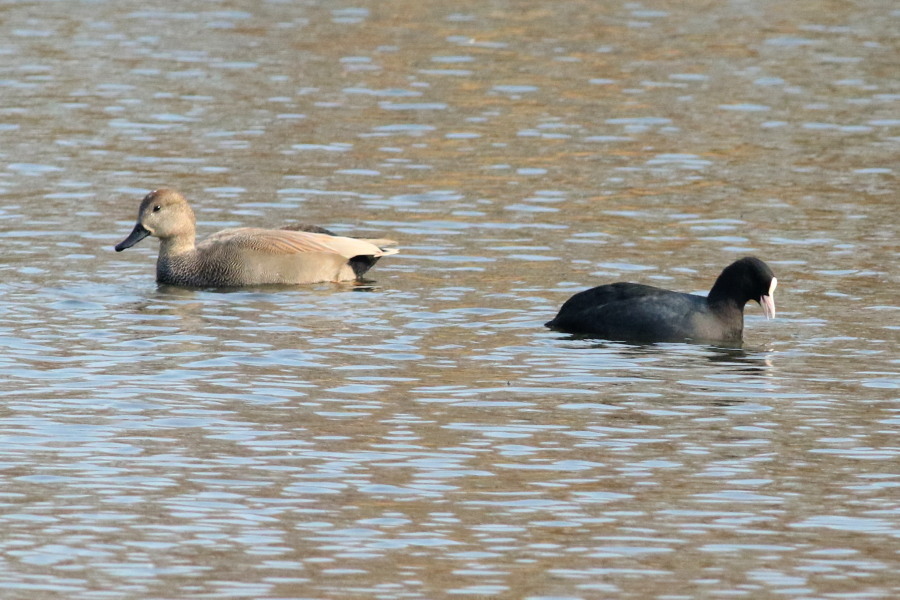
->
[[349, 255, 381, 279]]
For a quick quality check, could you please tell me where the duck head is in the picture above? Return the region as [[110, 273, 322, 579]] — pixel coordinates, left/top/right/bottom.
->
[[115, 189, 197, 251]]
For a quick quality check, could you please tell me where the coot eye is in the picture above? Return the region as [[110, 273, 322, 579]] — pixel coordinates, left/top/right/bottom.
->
[[152, 205, 161, 212]]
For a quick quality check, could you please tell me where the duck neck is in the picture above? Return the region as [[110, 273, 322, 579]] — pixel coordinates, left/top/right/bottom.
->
[[155, 234, 197, 286], [158, 233, 196, 259]]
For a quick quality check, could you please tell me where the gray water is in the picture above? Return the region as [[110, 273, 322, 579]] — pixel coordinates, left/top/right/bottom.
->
[[0, 1, 898, 598]]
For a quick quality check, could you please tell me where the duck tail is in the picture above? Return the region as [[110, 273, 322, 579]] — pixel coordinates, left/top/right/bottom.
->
[[358, 237, 398, 249], [376, 247, 400, 257]]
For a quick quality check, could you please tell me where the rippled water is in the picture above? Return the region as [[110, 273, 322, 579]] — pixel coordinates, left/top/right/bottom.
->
[[0, 1, 898, 598]]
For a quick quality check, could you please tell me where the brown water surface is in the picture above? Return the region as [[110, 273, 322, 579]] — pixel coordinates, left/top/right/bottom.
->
[[0, 1, 897, 598]]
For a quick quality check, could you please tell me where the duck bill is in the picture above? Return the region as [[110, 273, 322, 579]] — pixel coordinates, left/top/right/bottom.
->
[[115, 223, 151, 252], [759, 294, 776, 319]]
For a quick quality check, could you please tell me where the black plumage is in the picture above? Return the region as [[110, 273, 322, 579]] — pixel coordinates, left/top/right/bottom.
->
[[546, 257, 777, 344]]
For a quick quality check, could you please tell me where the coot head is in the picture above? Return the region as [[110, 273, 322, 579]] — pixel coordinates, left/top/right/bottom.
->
[[708, 257, 777, 318]]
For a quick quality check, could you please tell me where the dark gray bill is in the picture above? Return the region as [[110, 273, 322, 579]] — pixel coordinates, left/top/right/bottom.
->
[[115, 223, 151, 251]]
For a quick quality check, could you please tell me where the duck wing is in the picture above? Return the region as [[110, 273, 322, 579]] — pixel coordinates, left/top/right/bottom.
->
[[203, 227, 397, 258], [280, 223, 398, 249]]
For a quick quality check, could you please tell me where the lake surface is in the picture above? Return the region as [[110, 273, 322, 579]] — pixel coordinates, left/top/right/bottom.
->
[[0, 0, 898, 598]]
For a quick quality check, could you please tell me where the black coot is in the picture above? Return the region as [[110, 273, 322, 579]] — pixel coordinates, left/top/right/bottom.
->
[[546, 257, 777, 344]]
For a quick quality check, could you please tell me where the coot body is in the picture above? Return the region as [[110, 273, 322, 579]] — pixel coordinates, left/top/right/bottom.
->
[[546, 257, 776, 344]]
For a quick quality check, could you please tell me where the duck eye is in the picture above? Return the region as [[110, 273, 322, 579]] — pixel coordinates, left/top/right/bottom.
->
[[152, 205, 161, 212]]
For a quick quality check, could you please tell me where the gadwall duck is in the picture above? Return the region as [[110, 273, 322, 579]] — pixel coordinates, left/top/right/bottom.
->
[[115, 189, 399, 287], [546, 257, 776, 344]]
